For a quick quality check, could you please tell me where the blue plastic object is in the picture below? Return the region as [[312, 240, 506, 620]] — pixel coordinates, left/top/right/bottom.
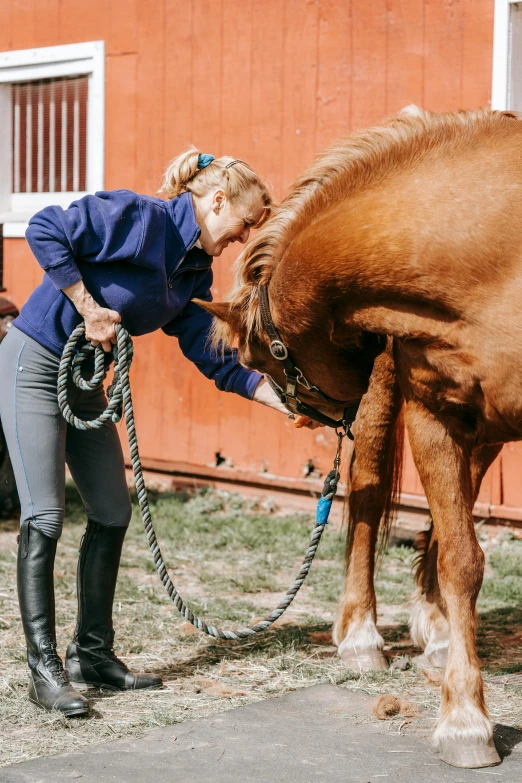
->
[[197, 153, 215, 169], [316, 495, 333, 526]]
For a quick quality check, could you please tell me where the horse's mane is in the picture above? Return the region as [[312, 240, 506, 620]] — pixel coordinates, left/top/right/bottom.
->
[[213, 106, 519, 348]]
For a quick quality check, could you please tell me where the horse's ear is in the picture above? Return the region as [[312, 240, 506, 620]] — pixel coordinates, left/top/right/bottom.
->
[[193, 299, 240, 330]]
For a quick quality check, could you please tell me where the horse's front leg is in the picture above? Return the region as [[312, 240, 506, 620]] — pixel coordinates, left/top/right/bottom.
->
[[405, 401, 500, 769], [333, 347, 402, 671], [332, 471, 388, 671], [410, 443, 502, 669]]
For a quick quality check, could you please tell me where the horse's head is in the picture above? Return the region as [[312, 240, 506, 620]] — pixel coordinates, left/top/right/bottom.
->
[[196, 280, 385, 428]]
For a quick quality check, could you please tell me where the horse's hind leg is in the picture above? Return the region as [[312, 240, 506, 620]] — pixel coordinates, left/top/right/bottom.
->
[[410, 444, 502, 669], [410, 525, 449, 668], [405, 402, 500, 768], [333, 347, 402, 671]]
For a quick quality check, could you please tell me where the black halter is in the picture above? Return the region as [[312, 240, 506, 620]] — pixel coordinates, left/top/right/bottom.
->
[[257, 285, 359, 439]]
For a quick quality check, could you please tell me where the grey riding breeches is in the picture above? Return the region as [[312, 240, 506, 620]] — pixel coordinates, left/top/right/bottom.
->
[[0, 326, 132, 539]]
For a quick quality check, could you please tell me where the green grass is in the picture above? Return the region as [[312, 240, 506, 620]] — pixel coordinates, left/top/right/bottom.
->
[[375, 545, 416, 605], [489, 540, 522, 578], [480, 575, 522, 604], [308, 563, 345, 603]]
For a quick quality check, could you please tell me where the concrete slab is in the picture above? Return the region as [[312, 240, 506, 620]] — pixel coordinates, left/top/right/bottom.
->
[[3, 685, 522, 783]]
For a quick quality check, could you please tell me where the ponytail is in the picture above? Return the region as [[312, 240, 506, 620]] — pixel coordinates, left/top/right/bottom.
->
[[159, 146, 201, 199], [159, 146, 274, 225]]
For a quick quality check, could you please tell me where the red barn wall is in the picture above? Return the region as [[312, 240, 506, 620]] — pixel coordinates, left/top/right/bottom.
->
[[3, 0, 518, 519]]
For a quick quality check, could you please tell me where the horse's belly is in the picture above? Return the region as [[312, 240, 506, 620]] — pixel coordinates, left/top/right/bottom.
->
[[398, 344, 522, 442], [479, 366, 522, 440]]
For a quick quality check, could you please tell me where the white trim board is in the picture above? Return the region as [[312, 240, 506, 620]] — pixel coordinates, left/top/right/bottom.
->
[[0, 41, 105, 222], [492, 0, 522, 109], [2, 223, 28, 238], [11, 192, 88, 212], [0, 41, 104, 76]]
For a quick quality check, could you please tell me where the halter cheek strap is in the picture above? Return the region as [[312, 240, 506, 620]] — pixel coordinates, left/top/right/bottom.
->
[[257, 285, 359, 438]]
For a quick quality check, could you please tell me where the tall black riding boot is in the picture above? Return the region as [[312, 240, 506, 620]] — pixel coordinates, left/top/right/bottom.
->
[[17, 520, 89, 717], [66, 520, 163, 691]]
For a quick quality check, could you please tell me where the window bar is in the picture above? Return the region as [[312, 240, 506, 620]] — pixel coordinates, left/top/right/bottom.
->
[[73, 79, 79, 192], [26, 86, 32, 193], [13, 84, 20, 194], [37, 82, 44, 192], [49, 80, 55, 193], [61, 80, 67, 192]]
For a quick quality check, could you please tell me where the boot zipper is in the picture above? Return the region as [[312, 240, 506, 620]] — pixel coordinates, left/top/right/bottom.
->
[[75, 522, 96, 641], [20, 519, 30, 559]]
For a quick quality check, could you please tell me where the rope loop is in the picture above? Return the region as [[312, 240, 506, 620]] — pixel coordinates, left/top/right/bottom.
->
[[57, 323, 133, 429], [59, 322, 337, 639]]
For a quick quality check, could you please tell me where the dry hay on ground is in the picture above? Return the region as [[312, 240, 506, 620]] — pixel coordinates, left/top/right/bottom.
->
[[0, 486, 521, 767]]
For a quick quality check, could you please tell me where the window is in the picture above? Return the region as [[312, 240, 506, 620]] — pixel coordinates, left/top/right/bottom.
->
[[12, 76, 88, 196], [492, 0, 522, 111], [0, 41, 104, 238]]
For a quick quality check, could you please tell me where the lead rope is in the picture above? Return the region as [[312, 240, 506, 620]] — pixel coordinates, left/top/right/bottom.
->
[[58, 322, 343, 640]]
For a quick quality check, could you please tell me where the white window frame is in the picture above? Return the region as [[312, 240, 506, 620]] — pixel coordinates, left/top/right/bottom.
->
[[0, 41, 104, 237], [492, 0, 522, 109]]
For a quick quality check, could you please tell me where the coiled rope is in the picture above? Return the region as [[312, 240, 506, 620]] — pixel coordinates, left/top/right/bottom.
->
[[58, 322, 342, 640]]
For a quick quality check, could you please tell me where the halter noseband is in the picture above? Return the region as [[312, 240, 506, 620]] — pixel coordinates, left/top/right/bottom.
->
[[257, 285, 359, 439]]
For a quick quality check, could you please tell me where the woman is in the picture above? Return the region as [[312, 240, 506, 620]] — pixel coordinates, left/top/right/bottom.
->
[[0, 150, 300, 717]]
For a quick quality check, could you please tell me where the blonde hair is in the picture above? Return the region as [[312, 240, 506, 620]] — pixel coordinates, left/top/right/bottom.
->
[[158, 146, 273, 225]]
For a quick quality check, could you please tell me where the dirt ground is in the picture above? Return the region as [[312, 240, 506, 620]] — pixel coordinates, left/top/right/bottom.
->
[[0, 485, 521, 768]]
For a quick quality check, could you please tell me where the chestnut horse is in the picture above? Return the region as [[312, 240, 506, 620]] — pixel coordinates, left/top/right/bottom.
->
[[197, 107, 522, 769]]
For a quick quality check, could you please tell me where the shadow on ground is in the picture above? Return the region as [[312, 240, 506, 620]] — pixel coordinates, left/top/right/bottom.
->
[[157, 621, 347, 680], [477, 605, 522, 673], [494, 723, 522, 759]]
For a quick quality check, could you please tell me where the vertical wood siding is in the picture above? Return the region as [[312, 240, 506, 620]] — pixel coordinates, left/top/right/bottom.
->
[[3, 0, 515, 517]]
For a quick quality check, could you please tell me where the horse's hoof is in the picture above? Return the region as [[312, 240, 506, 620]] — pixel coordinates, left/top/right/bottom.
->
[[426, 647, 448, 669], [438, 737, 501, 769], [339, 648, 388, 672]]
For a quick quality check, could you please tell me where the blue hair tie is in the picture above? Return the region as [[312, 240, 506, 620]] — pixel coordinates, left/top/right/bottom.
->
[[197, 153, 215, 169]]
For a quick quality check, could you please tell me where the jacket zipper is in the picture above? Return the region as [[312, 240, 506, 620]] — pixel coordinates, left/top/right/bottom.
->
[[168, 266, 211, 289]]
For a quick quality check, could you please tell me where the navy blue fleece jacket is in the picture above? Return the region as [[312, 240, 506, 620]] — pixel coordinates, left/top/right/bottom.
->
[[15, 190, 261, 399]]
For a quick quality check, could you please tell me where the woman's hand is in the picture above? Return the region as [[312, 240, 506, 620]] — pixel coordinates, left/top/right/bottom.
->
[[253, 378, 324, 430], [253, 378, 290, 415], [83, 306, 121, 352], [62, 281, 121, 352]]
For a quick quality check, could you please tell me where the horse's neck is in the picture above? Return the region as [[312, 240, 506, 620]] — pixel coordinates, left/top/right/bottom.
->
[[272, 204, 488, 347], [268, 265, 331, 342], [273, 128, 522, 345], [269, 248, 457, 348]]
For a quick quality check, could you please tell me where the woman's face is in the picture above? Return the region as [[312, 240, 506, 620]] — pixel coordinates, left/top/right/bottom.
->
[[196, 188, 266, 257]]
